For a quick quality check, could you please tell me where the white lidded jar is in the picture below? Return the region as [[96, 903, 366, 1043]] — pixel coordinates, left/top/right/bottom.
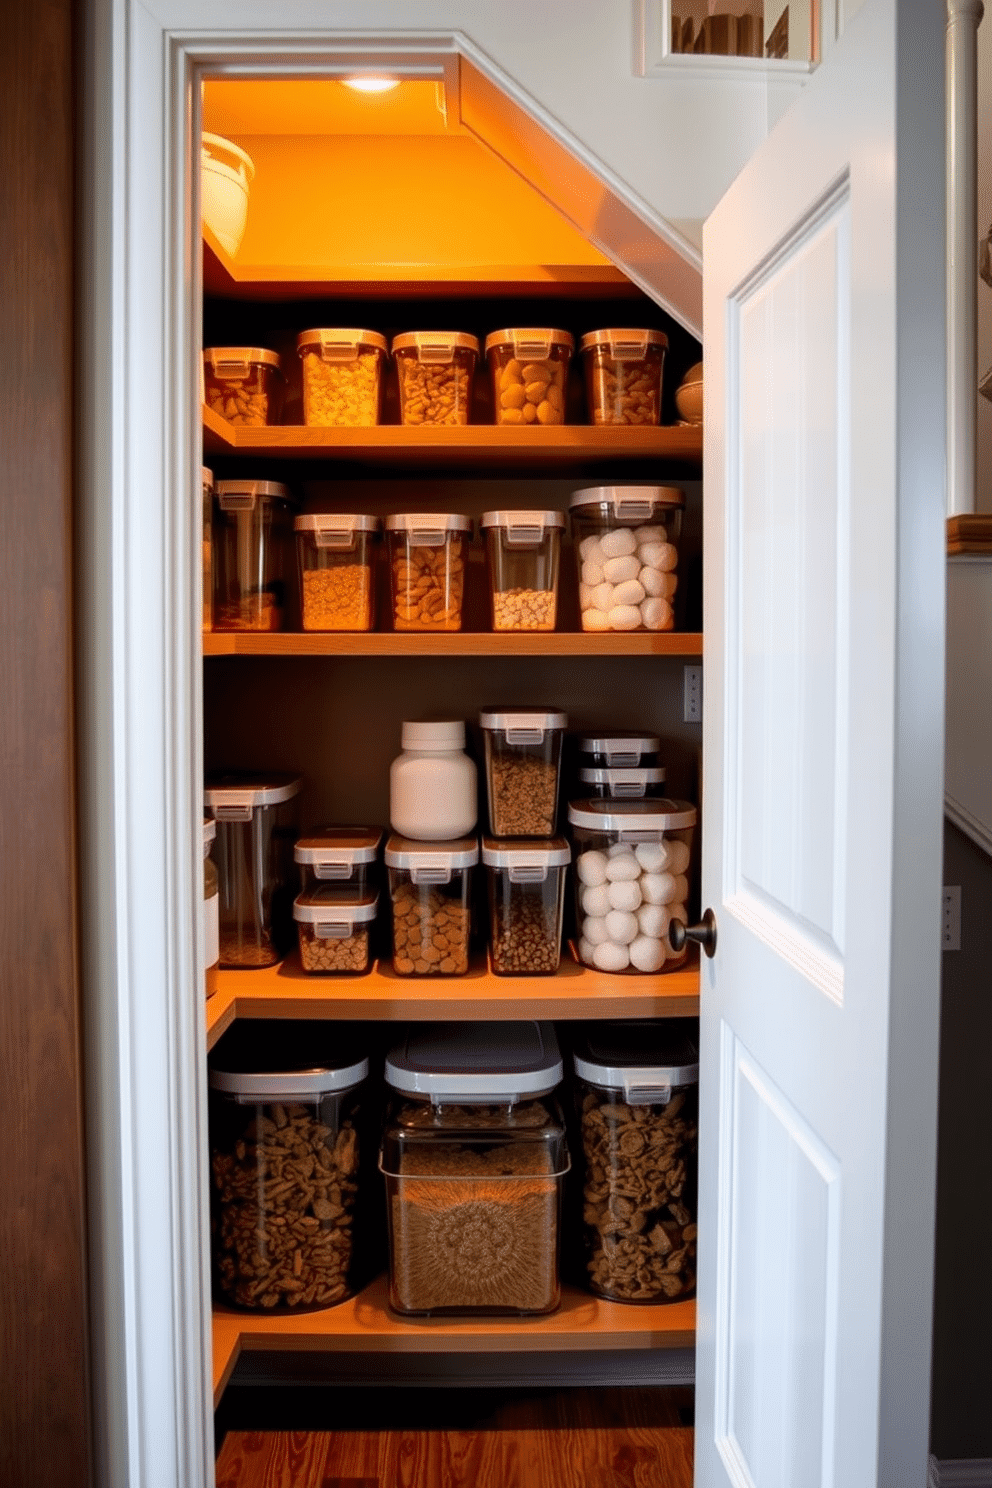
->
[[390, 720, 477, 841]]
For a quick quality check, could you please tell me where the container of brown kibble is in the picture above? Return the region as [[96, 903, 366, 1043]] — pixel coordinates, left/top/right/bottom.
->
[[209, 1021, 370, 1311], [293, 887, 378, 975], [480, 708, 567, 838], [484, 328, 573, 427], [294, 514, 381, 632], [384, 834, 477, 976], [482, 836, 570, 976], [205, 773, 301, 969], [213, 480, 297, 632], [578, 765, 667, 799], [392, 332, 479, 426], [297, 328, 388, 427], [385, 513, 471, 632], [572, 1020, 698, 1303], [295, 827, 382, 896], [380, 1021, 569, 1315], [480, 510, 565, 632], [203, 346, 285, 427], [579, 328, 668, 426]]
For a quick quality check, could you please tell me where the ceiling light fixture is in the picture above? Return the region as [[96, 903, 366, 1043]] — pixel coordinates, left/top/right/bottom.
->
[[342, 75, 400, 94]]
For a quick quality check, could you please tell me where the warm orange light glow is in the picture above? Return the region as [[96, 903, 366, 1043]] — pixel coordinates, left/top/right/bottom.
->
[[342, 76, 400, 94]]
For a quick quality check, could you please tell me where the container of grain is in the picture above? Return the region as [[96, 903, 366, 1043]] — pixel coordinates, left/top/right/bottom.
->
[[293, 887, 378, 975], [392, 332, 479, 426], [203, 817, 220, 999], [297, 328, 387, 427], [380, 1021, 569, 1315], [569, 486, 684, 633], [480, 510, 565, 632], [213, 479, 297, 632], [485, 328, 573, 427], [385, 513, 471, 632], [572, 1020, 698, 1302], [203, 346, 284, 427], [482, 836, 570, 976], [202, 466, 214, 630], [209, 1021, 371, 1311], [578, 765, 667, 799], [480, 708, 567, 838], [579, 328, 668, 426], [205, 773, 301, 969], [385, 835, 477, 976], [295, 826, 382, 896], [294, 514, 381, 632]]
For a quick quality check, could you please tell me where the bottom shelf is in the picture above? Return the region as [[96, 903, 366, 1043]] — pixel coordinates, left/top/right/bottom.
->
[[213, 1275, 696, 1406]]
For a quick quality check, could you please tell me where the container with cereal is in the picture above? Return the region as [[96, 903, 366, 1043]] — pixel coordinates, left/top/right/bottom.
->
[[385, 513, 471, 631], [295, 826, 382, 896], [203, 346, 284, 426], [485, 328, 573, 427], [205, 773, 301, 969], [380, 1021, 569, 1315], [572, 1020, 698, 1302], [483, 837, 570, 976], [568, 797, 696, 974], [297, 328, 387, 427], [480, 510, 564, 632], [385, 834, 477, 976], [293, 887, 378, 975], [480, 708, 566, 838], [213, 479, 297, 631], [294, 514, 380, 632], [579, 328, 668, 426], [392, 332, 479, 426], [569, 486, 684, 633]]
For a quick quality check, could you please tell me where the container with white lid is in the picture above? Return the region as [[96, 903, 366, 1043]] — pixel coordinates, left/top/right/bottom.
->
[[295, 826, 382, 894], [296, 328, 388, 427], [208, 1021, 371, 1311], [385, 512, 471, 632], [294, 513, 381, 632], [485, 327, 574, 427], [213, 479, 297, 632], [579, 328, 668, 427], [203, 817, 219, 1000], [578, 765, 667, 799], [480, 708, 567, 838], [201, 467, 214, 631], [567, 797, 696, 974], [380, 1021, 568, 1315], [385, 834, 478, 976], [293, 887, 378, 975], [203, 346, 284, 427], [392, 332, 480, 427], [569, 486, 685, 634], [578, 731, 661, 768], [205, 774, 301, 969], [482, 836, 570, 975], [572, 1020, 698, 1303], [480, 510, 565, 632], [390, 719, 477, 841]]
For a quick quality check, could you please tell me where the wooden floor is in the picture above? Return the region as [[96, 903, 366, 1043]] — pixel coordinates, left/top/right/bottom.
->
[[216, 1387, 694, 1487]]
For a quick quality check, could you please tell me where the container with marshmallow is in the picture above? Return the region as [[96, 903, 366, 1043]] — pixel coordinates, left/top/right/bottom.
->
[[569, 485, 683, 633]]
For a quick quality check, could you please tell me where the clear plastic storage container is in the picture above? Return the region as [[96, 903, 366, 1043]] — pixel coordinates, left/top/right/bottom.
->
[[213, 479, 297, 631], [385, 513, 471, 631], [392, 332, 479, 426], [201, 466, 214, 631], [572, 1021, 698, 1302], [483, 836, 570, 975], [385, 835, 478, 976], [390, 720, 477, 841], [203, 346, 285, 426], [209, 1022, 370, 1311], [578, 731, 661, 769], [480, 709, 567, 838], [296, 328, 388, 427], [293, 887, 378, 975], [569, 486, 685, 633], [568, 797, 696, 974], [203, 817, 219, 1000], [380, 1022, 568, 1315], [480, 510, 565, 632], [295, 827, 382, 895], [578, 765, 667, 799], [579, 328, 668, 426], [485, 328, 573, 427], [205, 774, 301, 968], [294, 513, 381, 632]]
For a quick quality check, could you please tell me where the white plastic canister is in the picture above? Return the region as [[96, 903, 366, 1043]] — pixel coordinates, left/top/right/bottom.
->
[[389, 720, 477, 841]]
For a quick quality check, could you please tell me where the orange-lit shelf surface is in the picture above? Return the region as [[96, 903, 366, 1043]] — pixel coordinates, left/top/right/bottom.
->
[[203, 630, 703, 658]]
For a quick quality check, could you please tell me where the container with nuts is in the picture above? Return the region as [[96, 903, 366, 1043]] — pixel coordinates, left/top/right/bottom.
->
[[385, 513, 471, 631], [293, 886, 378, 975], [203, 346, 285, 427], [480, 708, 567, 838], [205, 774, 301, 969], [571, 1021, 698, 1303], [209, 1022, 371, 1311], [294, 514, 381, 632], [295, 826, 382, 896], [579, 328, 668, 426], [485, 328, 574, 427], [213, 480, 297, 632], [392, 331, 479, 426], [297, 328, 387, 427], [480, 510, 565, 632], [570, 486, 685, 633], [483, 837, 570, 976], [384, 835, 477, 976]]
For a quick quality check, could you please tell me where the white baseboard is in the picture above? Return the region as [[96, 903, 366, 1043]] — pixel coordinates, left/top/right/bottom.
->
[[929, 1457, 992, 1487]]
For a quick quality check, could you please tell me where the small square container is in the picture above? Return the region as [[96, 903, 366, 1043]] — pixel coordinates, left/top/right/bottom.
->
[[482, 836, 570, 975], [480, 709, 567, 838], [380, 1022, 568, 1315], [569, 486, 685, 633], [578, 732, 661, 769], [293, 887, 378, 975], [203, 346, 285, 427], [385, 513, 471, 631], [209, 1021, 371, 1311], [205, 774, 301, 968], [295, 827, 382, 895], [485, 328, 574, 427], [295, 514, 381, 632], [579, 328, 668, 426], [572, 1020, 698, 1302], [385, 835, 478, 976], [568, 797, 696, 974], [392, 332, 479, 426], [213, 480, 297, 631], [297, 328, 388, 427], [480, 510, 565, 632], [201, 466, 214, 630], [578, 765, 667, 799]]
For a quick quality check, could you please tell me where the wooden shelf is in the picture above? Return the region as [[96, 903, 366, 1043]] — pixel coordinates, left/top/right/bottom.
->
[[203, 630, 703, 658], [947, 514, 992, 555], [213, 1277, 696, 1405]]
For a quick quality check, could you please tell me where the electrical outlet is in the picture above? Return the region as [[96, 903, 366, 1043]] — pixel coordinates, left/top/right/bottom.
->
[[683, 665, 702, 724], [942, 886, 961, 951]]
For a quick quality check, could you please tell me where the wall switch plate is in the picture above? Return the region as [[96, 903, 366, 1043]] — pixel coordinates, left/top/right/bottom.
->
[[683, 665, 702, 724], [942, 886, 961, 951]]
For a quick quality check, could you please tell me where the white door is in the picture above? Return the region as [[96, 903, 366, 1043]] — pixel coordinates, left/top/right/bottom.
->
[[695, 0, 947, 1483]]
